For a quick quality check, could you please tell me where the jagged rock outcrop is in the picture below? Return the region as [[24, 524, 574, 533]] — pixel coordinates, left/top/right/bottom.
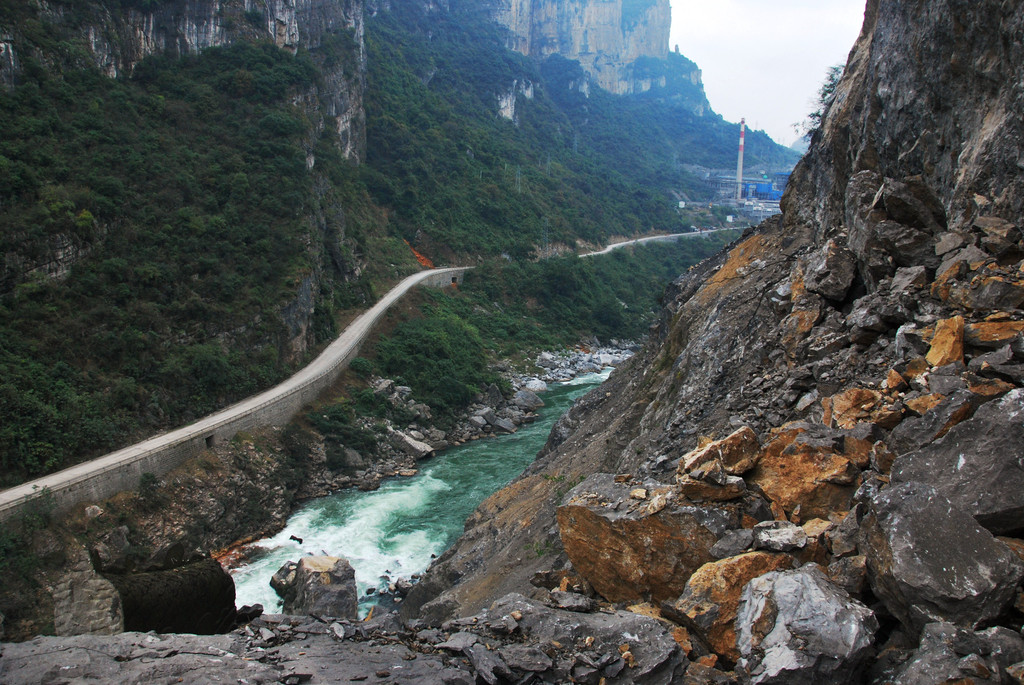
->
[[1, 0, 365, 159], [403, 0, 1024, 679], [52, 548, 124, 637]]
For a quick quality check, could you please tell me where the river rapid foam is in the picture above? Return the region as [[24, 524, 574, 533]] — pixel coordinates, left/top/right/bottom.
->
[[231, 370, 611, 614]]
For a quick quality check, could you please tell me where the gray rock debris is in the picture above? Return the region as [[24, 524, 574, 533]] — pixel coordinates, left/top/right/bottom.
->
[[859, 481, 1024, 635], [751, 520, 807, 552], [891, 389, 1024, 534], [487, 593, 687, 684], [885, 622, 1024, 685], [735, 565, 878, 685]]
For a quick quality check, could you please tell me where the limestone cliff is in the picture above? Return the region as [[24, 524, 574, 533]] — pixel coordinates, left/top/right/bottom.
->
[[490, 0, 694, 97], [1, 0, 365, 160], [406, 0, 1024, 678]]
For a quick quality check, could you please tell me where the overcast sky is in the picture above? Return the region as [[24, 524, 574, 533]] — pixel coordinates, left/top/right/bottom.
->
[[668, 0, 867, 146]]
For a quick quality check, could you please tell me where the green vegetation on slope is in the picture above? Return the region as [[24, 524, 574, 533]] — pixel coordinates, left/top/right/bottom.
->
[[358, 4, 793, 261], [0, 0, 787, 485], [0, 40, 404, 485]]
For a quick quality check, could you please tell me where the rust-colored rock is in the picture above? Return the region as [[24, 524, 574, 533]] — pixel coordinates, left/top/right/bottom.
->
[[802, 518, 835, 540], [905, 393, 946, 416], [781, 305, 823, 361], [557, 474, 733, 603], [677, 474, 746, 502], [825, 388, 903, 430], [673, 552, 793, 662], [926, 316, 965, 367], [885, 369, 908, 391], [903, 357, 931, 382], [679, 426, 761, 476], [967, 376, 1015, 397], [964, 321, 1024, 349], [841, 436, 874, 469], [930, 261, 966, 301], [749, 430, 859, 520]]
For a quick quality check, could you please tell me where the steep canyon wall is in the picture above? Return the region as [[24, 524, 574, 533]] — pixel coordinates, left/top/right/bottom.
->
[[490, 0, 689, 95]]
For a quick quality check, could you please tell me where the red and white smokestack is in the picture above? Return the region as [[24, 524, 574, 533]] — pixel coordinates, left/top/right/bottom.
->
[[736, 118, 746, 201]]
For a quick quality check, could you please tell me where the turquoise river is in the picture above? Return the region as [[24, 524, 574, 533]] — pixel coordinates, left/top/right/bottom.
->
[[231, 370, 610, 614]]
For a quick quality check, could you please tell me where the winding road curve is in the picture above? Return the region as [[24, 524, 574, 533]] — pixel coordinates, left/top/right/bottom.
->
[[0, 229, 730, 521]]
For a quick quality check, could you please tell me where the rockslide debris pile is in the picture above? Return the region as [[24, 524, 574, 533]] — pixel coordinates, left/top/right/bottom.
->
[[394, 0, 1024, 682]]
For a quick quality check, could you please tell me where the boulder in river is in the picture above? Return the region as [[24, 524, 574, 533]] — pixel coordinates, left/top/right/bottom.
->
[[512, 389, 544, 410], [523, 378, 548, 393], [282, 556, 358, 620]]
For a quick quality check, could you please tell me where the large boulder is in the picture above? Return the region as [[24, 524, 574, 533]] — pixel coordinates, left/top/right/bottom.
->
[[748, 426, 863, 520], [735, 565, 878, 684], [678, 426, 761, 476], [804, 239, 857, 301], [282, 556, 358, 620], [859, 482, 1024, 635], [523, 378, 548, 393], [388, 429, 434, 460], [671, 552, 793, 662], [885, 389, 979, 456], [557, 474, 744, 603], [891, 389, 1024, 534]]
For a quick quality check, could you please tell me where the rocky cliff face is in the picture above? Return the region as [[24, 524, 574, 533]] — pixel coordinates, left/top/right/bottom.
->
[[405, 0, 1024, 680], [490, 0, 686, 95], [2, 0, 366, 159]]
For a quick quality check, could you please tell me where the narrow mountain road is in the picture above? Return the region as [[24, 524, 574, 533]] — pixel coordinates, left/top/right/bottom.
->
[[0, 267, 468, 520], [580, 229, 726, 257], [0, 229, 733, 519]]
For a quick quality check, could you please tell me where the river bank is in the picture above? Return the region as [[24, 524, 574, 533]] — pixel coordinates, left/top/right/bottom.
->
[[229, 368, 614, 616]]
